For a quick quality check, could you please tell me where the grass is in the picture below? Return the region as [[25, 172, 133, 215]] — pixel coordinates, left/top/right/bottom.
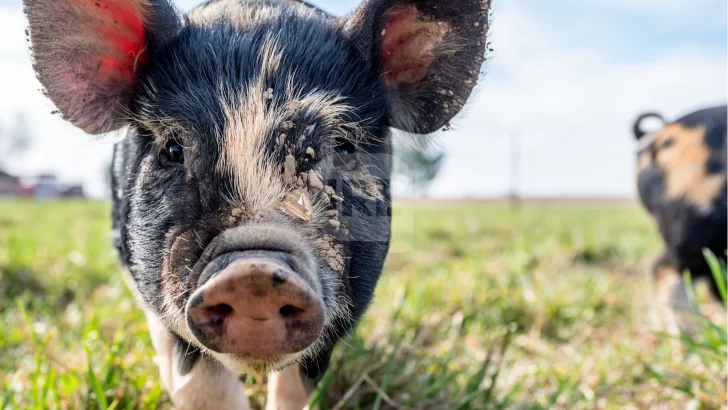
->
[[0, 199, 725, 409]]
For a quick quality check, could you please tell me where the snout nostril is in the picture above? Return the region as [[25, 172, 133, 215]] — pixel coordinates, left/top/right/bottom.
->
[[279, 304, 304, 319], [206, 303, 233, 326]]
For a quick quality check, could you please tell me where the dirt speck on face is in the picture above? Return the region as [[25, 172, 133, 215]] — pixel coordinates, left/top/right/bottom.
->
[[308, 170, 323, 191], [313, 236, 345, 273], [328, 219, 340, 230], [331, 193, 344, 203], [283, 155, 297, 185], [319, 193, 331, 206], [349, 168, 384, 201], [321, 185, 344, 203]]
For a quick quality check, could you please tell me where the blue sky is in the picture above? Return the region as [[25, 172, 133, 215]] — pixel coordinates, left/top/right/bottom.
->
[[0, 0, 725, 198]]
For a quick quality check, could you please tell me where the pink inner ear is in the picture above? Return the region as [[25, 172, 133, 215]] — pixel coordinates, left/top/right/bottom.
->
[[74, 0, 148, 84], [379, 5, 449, 89]]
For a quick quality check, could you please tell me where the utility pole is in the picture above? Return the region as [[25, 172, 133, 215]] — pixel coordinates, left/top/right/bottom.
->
[[509, 131, 521, 211]]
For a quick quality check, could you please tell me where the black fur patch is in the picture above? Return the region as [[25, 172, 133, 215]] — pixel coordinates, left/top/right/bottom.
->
[[705, 155, 725, 175], [298, 344, 334, 391], [173, 333, 201, 376]]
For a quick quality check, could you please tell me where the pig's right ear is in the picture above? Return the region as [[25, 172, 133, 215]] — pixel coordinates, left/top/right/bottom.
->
[[23, 0, 181, 134], [343, 0, 490, 135]]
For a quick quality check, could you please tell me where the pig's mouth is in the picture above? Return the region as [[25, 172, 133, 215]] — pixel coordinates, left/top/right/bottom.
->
[[182, 225, 325, 364]]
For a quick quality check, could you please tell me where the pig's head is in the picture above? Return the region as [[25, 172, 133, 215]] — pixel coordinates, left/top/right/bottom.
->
[[24, 0, 489, 374], [633, 107, 727, 216]]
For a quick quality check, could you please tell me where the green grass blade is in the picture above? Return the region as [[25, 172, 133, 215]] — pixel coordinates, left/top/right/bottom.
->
[[454, 389, 485, 410], [454, 353, 492, 410], [371, 345, 398, 410], [1, 388, 13, 410], [371, 285, 409, 410], [681, 270, 696, 310], [703, 249, 727, 304], [494, 380, 524, 410], [85, 345, 109, 410], [15, 299, 42, 347], [309, 365, 341, 409], [41, 366, 56, 410]]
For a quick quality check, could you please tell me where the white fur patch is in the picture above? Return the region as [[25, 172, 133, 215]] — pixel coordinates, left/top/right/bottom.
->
[[218, 35, 357, 217], [636, 131, 659, 153], [266, 364, 313, 410]]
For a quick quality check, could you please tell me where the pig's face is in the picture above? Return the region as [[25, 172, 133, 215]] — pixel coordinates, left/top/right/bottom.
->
[[119, 11, 391, 373], [25, 0, 490, 375]]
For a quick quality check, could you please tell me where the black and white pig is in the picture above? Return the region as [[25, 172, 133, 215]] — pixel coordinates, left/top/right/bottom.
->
[[633, 104, 727, 327], [23, 0, 490, 408]]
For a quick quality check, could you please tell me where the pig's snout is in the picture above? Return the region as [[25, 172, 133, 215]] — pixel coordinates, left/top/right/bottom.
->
[[186, 255, 324, 357]]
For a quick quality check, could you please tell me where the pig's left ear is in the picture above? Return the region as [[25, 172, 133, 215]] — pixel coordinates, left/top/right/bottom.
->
[[23, 0, 181, 135], [343, 0, 490, 134], [632, 112, 665, 140]]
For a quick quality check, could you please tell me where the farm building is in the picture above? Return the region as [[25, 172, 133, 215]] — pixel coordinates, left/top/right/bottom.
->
[[0, 169, 84, 199]]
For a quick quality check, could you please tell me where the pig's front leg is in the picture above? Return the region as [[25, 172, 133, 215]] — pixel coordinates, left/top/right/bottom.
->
[[122, 267, 249, 409], [266, 363, 316, 410], [144, 310, 250, 410]]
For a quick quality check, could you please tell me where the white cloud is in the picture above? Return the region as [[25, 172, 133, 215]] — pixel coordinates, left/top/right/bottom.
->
[[427, 4, 727, 198], [599, 0, 725, 15]]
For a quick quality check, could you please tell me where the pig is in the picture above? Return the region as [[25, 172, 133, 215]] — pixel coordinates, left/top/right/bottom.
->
[[633, 104, 727, 328], [23, 0, 491, 408]]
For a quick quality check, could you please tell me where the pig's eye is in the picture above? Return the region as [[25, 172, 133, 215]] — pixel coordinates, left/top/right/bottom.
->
[[163, 140, 184, 165], [660, 137, 674, 149], [334, 140, 355, 156]]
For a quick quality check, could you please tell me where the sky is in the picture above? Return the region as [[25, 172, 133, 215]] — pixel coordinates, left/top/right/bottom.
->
[[0, 0, 725, 198]]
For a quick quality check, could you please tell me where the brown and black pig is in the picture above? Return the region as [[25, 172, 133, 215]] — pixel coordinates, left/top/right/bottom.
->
[[23, 0, 491, 408], [633, 104, 727, 328]]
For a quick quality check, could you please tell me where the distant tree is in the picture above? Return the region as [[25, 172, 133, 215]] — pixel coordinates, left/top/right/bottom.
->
[[9, 112, 32, 154], [393, 144, 446, 197], [0, 112, 33, 170], [102, 160, 113, 197]]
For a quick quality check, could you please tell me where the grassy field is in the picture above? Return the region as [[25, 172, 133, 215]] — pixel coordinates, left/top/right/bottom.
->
[[0, 199, 725, 409]]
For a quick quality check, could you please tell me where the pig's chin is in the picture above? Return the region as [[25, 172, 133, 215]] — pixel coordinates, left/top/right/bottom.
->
[[211, 351, 304, 375]]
